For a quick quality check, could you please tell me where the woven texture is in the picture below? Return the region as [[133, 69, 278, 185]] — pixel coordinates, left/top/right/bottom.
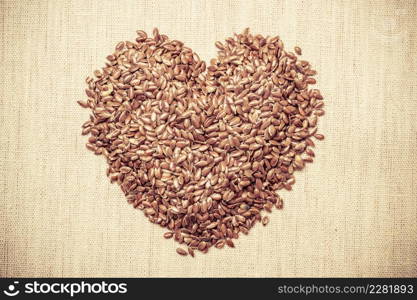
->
[[1, 0, 416, 277]]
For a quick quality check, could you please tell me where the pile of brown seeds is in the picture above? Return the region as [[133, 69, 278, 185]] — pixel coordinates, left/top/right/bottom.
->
[[78, 28, 324, 256]]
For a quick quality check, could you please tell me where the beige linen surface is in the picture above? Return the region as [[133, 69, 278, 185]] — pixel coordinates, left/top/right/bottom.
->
[[1, 0, 416, 277]]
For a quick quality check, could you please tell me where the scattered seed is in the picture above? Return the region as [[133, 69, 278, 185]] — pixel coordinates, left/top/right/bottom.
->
[[176, 248, 188, 256], [188, 247, 195, 257], [163, 232, 173, 239], [262, 216, 270, 226], [276, 197, 284, 210], [314, 134, 325, 140], [215, 240, 226, 249], [226, 239, 235, 248]]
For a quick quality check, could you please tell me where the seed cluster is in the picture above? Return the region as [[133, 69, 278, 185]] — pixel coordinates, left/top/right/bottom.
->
[[78, 28, 324, 256]]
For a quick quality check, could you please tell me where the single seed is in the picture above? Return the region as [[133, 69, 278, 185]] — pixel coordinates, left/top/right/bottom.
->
[[314, 134, 325, 140], [163, 232, 173, 239], [215, 240, 225, 249], [226, 239, 235, 248], [276, 197, 284, 209], [188, 247, 195, 257], [176, 248, 188, 256]]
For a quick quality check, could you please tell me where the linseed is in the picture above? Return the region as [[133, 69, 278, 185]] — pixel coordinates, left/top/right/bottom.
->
[[78, 28, 325, 256]]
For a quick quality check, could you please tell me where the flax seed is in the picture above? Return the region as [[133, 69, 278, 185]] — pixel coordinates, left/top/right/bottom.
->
[[78, 28, 324, 255], [176, 248, 188, 256]]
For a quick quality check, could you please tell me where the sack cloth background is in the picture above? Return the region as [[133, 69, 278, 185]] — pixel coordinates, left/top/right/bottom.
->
[[1, 0, 416, 277]]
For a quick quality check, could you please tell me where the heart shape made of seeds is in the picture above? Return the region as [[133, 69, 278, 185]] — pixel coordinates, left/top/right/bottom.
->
[[78, 28, 325, 257]]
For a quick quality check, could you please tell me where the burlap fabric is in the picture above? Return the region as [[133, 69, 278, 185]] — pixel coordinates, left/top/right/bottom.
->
[[0, 0, 416, 277]]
